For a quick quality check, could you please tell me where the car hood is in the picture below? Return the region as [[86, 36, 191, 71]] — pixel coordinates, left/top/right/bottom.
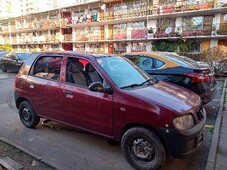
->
[[127, 81, 201, 114]]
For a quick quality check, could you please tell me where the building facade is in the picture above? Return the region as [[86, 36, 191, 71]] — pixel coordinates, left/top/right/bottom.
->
[[0, 0, 227, 53], [19, 0, 57, 15]]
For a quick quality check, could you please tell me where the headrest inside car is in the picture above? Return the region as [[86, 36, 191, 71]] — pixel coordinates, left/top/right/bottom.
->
[[71, 62, 84, 73]]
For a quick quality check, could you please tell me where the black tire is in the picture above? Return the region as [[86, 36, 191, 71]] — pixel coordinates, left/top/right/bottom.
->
[[121, 127, 166, 170], [1, 64, 7, 72], [19, 101, 40, 128]]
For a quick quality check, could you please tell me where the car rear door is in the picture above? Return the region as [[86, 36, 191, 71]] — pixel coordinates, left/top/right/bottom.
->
[[59, 55, 114, 136], [26, 54, 63, 120]]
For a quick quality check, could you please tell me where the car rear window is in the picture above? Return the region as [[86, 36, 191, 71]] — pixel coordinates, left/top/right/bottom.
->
[[162, 55, 193, 68]]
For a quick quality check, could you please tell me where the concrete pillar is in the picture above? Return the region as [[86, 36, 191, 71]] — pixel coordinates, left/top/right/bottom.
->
[[59, 44, 63, 51], [48, 44, 52, 51], [72, 27, 76, 42], [210, 39, 218, 48], [127, 22, 132, 40], [85, 44, 90, 53], [104, 25, 108, 40], [146, 41, 152, 52], [126, 42, 132, 53], [175, 17, 183, 34], [73, 43, 77, 51], [213, 13, 221, 32], [153, 0, 159, 6], [104, 43, 108, 53], [9, 34, 12, 44], [147, 20, 157, 36], [26, 45, 29, 52]]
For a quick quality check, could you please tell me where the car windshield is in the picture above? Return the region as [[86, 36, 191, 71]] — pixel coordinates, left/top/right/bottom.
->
[[162, 55, 193, 68], [96, 56, 153, 88], [17, 53, 31, 60]]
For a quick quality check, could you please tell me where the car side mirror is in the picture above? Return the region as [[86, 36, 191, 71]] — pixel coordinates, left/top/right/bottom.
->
[[89, 82, 105, 92], [88, 82, 113, 94]]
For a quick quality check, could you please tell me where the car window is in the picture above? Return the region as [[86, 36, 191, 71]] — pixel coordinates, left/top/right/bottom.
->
[[32, 56, 62, 81], [155, 59, 166, 69], [96, 56, 150, 88], [162, 55, 193, 68], [126, 55, 156, 70], [17, 53, 31, 60], [65, 57, 105, 88]]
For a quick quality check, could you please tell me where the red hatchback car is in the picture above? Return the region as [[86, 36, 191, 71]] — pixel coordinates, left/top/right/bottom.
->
[[14, 52, 206, 170]]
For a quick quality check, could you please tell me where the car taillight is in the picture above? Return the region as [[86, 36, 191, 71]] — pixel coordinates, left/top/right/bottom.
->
[[184, 73, 210, 83]]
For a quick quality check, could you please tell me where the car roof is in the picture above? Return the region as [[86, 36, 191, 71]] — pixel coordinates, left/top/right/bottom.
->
[[32, 51, 118, 58], [122, 52, 181, 67]]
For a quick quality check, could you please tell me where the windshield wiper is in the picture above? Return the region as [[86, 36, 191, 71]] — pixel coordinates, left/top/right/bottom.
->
[[121, 83, 141, 89], [121, 79, 154, 89], [141, 79, 154, 85]]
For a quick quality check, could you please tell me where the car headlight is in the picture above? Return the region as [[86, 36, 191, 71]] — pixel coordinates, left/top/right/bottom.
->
[[173, 114, 194, 130]]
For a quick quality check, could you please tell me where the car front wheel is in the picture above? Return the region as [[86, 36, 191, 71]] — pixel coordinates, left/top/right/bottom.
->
[[121, 127, 166, 170], [19, 101, 40, 128]]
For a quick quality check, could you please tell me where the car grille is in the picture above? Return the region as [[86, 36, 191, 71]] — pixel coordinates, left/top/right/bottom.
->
[[187, 138, 196, 151], [194, 105, 205, 124], [187, 128, 204, 152]]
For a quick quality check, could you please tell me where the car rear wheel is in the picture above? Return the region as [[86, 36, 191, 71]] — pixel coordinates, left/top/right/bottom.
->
[[19, 101, 40, 128], [121, 127, 166, 170], [1, 64, 7, 72]]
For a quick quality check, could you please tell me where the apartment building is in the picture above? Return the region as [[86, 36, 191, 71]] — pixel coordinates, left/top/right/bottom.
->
[[19, 0, 57, 15], [0, 0, 227, 53]]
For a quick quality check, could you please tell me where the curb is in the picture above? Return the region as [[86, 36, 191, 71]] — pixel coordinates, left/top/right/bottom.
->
[[0, 137, 57, 169], [206, 78, 227, 170]]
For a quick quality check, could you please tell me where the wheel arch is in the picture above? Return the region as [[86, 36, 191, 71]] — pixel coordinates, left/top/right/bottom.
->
[[16, 97, 30, 109]]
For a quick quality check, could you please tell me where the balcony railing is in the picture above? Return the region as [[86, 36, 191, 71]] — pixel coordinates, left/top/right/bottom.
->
[[152, 24, 227, 38], [0, 1, 224, 34], [1, 23, 226, 45]]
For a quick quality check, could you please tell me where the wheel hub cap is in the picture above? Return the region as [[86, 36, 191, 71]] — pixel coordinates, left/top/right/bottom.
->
[[22, 107, 31, 121], [132, 138, 154, 161]]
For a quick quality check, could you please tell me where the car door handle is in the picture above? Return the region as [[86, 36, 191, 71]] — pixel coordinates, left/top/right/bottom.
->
[[64, 90, 73, 98]]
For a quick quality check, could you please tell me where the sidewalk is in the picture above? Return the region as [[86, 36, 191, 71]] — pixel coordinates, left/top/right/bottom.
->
[[206, 78, 227, 170]]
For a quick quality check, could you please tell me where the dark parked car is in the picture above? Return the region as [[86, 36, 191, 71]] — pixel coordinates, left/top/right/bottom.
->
[[1, 52, 31, 72], [14, 52, 206, 170], [214, 58, 227, 77], [123, 52, 217, 104]]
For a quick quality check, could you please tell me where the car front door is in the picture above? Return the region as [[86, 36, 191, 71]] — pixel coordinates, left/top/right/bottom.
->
[[60, 56, 114, 136], [26, 54, 63, 120]]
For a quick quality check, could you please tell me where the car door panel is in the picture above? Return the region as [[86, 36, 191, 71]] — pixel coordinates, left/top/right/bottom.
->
[[60, 82, 114, 136], [25, 76, 61, 119], [60, 56, 114, 136]]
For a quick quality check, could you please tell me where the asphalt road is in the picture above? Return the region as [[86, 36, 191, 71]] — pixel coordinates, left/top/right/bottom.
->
[[0, 72, 224, 170]]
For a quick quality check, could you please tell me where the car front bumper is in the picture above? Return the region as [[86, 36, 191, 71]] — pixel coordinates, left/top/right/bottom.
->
[[158, 109, 206, 158]]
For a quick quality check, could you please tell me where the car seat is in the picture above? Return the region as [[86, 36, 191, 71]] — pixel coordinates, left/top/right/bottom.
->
[[85, 63, 102, 85]]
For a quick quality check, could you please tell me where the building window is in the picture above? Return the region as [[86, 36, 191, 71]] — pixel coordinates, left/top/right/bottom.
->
[[183, 16, 204, 30], [131, 42, 146, 52]]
